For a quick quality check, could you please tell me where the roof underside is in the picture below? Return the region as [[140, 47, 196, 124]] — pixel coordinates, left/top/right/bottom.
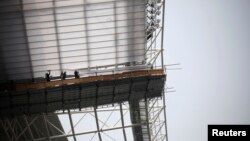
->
[[0, 0, 146, 82]]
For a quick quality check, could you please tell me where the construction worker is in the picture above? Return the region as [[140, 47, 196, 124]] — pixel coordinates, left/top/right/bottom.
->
[[74, 70, 80, 79], [45, 70, 51, 82], [60, 71, 66, 80]]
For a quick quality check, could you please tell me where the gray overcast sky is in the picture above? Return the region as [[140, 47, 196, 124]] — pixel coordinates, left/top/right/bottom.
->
[[164, 0, 250, 141]]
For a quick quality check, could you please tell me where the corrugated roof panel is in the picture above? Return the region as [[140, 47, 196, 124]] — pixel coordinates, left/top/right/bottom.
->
[[0, 0, 146, 82]]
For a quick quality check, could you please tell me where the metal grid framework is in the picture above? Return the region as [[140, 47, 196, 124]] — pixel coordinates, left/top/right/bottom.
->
[[0, 97, 167, 141], [0, 0, 168, 140]]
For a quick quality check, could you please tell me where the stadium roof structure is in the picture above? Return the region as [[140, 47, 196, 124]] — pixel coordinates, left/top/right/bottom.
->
[[0, 0, 168, 141]]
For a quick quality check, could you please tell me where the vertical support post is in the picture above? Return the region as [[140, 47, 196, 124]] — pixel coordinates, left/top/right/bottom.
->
[[162, 90, 168, 141], [68, 110, 77, 141], [145, 78, 151, 141], [112, 78, 116, 104], [45, 89, 48, 113], [79, 85, 82, 111], [62, 86, 65, 112], [94, 107, 102, 141], [161, 0, 166, 69], [9, 92, 13, 115], [144, 97, 151, 141], [95, 82, 99, 107], [160, 1, 168, 140], [27, 90, 30, 114], [145, 0, 149, 63], [128, 78, 133, 101], [119, 103, 127, 141]]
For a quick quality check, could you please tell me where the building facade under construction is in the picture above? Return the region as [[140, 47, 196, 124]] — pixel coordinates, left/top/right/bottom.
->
[[0, 0, 168, 140]]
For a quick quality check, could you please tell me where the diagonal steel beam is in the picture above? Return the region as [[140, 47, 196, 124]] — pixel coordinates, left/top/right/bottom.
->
[[152, 121, 165, 141], [67, 113, 87, 134], [0, 120, 12, 141], [113, 110, 129, 127], [89, 113, 109, 128], [6, 119, 18, 141], [33, 122, 150, 141], [47, 119, 65, 135], [16, 116, 38, 139], [23, 115, 34, 141], [42, 114, 51, 141]]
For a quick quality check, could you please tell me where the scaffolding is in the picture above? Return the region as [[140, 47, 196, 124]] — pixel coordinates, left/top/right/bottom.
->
[[0, 0, 168, 140]]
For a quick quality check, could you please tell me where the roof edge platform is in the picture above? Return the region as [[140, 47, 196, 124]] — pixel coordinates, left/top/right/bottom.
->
[[0, 69, 166, 116]]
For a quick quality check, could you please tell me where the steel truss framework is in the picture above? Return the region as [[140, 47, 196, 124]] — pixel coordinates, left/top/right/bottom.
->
[[0, 96, 167, 141], [0, 0, 168, 140]]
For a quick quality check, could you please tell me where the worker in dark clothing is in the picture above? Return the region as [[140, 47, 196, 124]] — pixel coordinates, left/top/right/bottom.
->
[[74, 70, 80, 79], [60, 71, 66, 80], [45, 70, 51, 82]]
